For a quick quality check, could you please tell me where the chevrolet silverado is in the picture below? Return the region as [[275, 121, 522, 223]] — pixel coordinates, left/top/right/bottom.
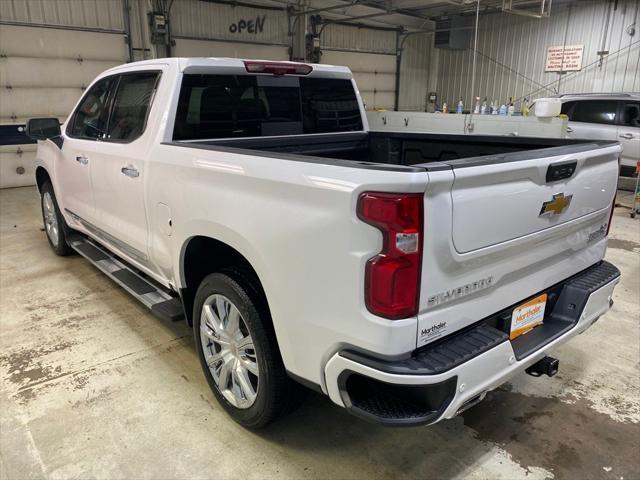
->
[[27, 58, 621, 428]]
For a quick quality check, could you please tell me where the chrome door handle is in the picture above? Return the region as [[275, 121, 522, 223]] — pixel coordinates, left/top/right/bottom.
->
[[121, 165, 139, 178], [619, 133, 634, 139], [76, 155, 88, 165], [566, 127, 573, 133]]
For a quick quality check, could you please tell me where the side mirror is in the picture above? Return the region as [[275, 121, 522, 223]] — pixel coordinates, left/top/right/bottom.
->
[[25, 118, 61, 141]]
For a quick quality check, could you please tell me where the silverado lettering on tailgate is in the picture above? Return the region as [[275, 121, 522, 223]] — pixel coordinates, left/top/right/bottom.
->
[[427, 276, 494, 308]]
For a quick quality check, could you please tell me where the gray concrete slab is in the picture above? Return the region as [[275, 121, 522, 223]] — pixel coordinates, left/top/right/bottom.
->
[[1, 186, 638, 480]]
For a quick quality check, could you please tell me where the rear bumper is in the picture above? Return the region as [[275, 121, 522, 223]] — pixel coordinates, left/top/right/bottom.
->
[[324, 261, 620, 426]]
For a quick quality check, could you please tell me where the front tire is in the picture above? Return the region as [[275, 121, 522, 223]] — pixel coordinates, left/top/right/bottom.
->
[[40, 181, 73, 256], [193, 270, 305, 428]]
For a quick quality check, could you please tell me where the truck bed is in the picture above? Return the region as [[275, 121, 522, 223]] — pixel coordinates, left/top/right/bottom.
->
[[171, 131, 613, 171]]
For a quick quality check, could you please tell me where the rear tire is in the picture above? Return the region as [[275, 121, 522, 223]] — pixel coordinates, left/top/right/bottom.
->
[[193, 269, 306, 428], [40, 181, 74, 256]]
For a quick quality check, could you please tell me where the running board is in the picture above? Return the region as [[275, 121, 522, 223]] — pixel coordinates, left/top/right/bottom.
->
[[67, 234, 184, 323]]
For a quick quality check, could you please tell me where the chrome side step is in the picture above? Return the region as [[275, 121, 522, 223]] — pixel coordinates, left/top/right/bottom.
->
[[68, 234, 184, 323]]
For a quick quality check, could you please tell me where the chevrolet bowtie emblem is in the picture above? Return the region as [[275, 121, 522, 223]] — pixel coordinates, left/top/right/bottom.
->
[[539, 193, 573, 216]]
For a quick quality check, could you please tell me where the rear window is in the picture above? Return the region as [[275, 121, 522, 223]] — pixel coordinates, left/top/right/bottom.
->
[[173, 74, 363, 140], [107, 72, 160, 142]]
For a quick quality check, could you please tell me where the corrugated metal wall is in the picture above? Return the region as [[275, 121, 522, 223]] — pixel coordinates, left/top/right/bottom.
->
[[399, 33, 436, 111], [437, 0, 640, 107]]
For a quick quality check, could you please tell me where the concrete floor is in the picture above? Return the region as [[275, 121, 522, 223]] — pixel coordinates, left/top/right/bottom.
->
[[1, 186, 638, 480]]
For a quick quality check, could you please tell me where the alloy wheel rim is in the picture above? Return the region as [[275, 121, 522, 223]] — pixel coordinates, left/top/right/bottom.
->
[[42, 192, 59, 247], [200, 294, 259, 409]]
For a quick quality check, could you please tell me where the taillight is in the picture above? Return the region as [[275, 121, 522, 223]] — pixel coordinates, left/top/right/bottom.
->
[[357, 192, 424, 319], [243, 61, 313, 76]]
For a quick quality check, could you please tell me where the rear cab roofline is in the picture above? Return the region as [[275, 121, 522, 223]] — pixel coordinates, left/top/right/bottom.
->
[[94, 57, 355, 83], [178, 57, 353, 79]]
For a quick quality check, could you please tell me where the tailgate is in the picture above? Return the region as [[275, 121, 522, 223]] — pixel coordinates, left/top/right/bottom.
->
[[449, 143, 618, 253], [414, 141, 620, 348]]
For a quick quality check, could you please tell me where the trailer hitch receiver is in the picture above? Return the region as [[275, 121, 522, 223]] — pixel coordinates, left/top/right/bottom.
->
[[525, 356, 559, 378]]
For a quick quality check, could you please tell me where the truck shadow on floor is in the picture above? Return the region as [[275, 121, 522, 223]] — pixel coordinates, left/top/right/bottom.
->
[[256, 385, 639, 480]]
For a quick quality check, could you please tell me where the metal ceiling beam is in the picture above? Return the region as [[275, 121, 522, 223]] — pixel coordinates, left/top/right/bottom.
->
[[293, 0, 433, 23], [319, 14, 424, 31], [322, 9, 403, 23], [354, 0, 435, 21], [295, 1, 361, 16], [319, 18, 402, 31]]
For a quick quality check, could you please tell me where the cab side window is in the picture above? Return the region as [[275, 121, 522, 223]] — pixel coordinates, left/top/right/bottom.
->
[[106, 72, 160, 142], [571, 100, 618, 125], [69, 76, 116, 140]]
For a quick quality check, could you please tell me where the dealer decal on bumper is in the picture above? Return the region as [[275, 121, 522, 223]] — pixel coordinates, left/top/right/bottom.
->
[[510, 293, 547, 340]]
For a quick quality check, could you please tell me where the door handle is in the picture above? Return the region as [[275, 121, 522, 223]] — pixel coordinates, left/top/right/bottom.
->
[[121, 165, 140, 178], [76, 155, 88, 165], [619, 133, 634, 139], [566, 127, 573, 133]]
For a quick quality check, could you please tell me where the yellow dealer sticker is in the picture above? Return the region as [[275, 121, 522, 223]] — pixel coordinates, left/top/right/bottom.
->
[[510, 293, 547, 340]]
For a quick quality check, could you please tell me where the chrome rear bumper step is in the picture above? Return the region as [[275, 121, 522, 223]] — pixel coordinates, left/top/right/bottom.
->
[[67, 234, 184, 323]]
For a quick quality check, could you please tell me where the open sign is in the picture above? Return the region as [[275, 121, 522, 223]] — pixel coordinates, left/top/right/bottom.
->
[[229, 15, 266, 34]]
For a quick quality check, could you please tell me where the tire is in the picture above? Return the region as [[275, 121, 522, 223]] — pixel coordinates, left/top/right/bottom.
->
[[193, 269, 306, 428], [40, 181, 74, 256]]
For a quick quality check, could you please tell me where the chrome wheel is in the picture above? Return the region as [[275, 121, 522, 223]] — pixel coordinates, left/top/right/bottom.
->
[[42, 191, 59, 247], [200, 294, 259, 409]]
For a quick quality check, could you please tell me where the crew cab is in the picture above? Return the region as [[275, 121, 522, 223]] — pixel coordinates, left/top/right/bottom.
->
[[27, 58, 621, 428]]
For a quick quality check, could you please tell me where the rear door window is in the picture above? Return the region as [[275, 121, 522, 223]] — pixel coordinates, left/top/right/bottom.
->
[[570, 100, 618, 125], [620, 101, 640, 127], [106, 72, 160, 142], [173, 74, 363, 140]]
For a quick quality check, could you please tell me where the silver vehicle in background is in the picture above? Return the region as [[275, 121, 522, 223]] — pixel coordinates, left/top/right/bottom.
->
[[532, 93, 640, 177]]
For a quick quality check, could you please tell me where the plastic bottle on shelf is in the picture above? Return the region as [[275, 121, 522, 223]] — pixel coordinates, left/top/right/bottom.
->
[[442, 102, 448, 113], [456, 98, 464, 114], [492, 100, 499, 115], [480, 97, 488, 115], [522, 96, 530, 117], [499, 103, 507, 116], [507, 96, 515, 116], [474, 97, 480, 114]]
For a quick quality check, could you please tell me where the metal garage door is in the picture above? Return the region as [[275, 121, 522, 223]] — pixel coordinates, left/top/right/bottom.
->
[[173, 38, 288, 60], [0, 24, 127, 188], [321, 50, 396, 111], [171, 0, 289, 62]]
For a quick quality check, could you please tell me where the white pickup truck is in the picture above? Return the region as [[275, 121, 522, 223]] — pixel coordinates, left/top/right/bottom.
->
[[27, 58, 621, 428]]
